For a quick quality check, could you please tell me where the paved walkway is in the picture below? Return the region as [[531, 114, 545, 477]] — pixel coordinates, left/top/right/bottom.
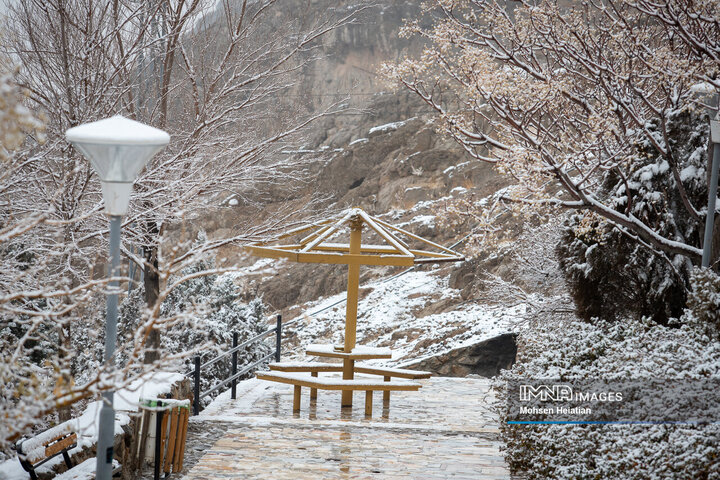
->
[[181, 375, 510, 480]]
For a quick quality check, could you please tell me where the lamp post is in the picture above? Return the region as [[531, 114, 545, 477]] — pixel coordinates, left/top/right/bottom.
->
[[702, 120, 720, 268], [66, 115, 169, 480]]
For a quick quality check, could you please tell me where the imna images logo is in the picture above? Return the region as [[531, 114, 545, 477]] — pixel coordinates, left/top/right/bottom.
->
[[519, 384, 573, 402]]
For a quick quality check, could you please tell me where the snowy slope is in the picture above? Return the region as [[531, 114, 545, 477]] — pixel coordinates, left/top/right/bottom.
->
[[281, 268, 522, 365]]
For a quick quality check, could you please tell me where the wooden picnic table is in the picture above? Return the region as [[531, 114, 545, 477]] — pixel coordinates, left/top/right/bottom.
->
[[247, 208, 462, 412], [306, 343, 392, 405]]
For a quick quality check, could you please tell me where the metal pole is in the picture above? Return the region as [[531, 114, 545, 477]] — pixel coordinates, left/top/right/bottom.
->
[[275, 315, 282, 362], [96, 215, 122, 480], [154, 401, 163, 480], [231, 333, 238, 400], [703, 121, 720, 268], [193, 356, 200, 416]]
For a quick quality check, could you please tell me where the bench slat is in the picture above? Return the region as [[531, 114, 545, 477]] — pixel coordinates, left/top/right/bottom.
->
[[268, 362, 431, 379], [306, 344, 392, 360], [354, 365, 432, 379], [256, 371, 421, 391], [17, 422, 74, 461], [269, 362, 341, 372], [45, 433, 77, 458]]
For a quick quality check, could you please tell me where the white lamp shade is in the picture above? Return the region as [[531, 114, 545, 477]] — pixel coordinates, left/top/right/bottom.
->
[[65, 115, 170, 215], [71, 142, 167, 183]]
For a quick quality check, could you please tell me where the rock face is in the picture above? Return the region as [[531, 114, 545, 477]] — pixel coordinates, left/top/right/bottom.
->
[[405, 333, 518, 378], [215, 111, 502, 312]]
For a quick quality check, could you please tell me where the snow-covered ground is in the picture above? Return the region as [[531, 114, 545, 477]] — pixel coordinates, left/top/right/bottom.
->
[[283, 269, 522, 365]]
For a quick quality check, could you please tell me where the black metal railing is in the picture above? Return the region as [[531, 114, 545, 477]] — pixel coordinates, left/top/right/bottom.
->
[[188, 314, 282, 415]]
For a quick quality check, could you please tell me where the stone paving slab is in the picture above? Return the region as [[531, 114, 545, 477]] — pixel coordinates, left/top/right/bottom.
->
[[181, 376, 510, 480]]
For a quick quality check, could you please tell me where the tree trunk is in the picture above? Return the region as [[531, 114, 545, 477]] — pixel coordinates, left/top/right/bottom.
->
[[58, 231, 76, 422], [57, 322, 72, 422], [143, 219, 161, 364]]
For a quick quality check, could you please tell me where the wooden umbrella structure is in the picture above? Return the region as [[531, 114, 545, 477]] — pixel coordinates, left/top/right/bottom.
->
[[247, 207, 464, 412]]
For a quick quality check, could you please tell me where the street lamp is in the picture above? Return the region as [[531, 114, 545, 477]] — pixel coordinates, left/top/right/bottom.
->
[[702, 119, 720, 268], [66, 115, 169, 480]]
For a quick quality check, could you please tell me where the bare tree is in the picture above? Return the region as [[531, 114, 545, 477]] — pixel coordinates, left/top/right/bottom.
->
[[384, 0, 720, 265], [0, 68, 98, 450], [7, 0, 363, 352], [1, 0, 363, 447]]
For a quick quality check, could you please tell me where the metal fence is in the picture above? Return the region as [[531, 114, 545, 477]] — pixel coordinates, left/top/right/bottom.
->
[[188, 315, 282, 415]]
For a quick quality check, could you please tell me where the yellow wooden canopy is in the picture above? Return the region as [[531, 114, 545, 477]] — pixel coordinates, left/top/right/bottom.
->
[[245, 207, 464, 267]]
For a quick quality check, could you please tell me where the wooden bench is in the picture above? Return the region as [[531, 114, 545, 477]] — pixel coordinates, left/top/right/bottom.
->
[[268, 362, 431, 403], [15, 423, 121, 480], [256, 371, 421, 416]]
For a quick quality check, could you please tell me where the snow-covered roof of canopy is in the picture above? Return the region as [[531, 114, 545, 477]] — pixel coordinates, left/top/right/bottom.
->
[[245, 207, 464, 267]]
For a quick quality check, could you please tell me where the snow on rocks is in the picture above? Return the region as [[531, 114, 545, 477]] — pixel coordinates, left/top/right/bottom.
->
[[368, 117, 415, 136], [283, 269, 521, 366], [348, 137, 369, 146], [409, 214, 435, 227]]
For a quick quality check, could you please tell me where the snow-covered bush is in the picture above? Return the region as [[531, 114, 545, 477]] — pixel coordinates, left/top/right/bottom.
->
[[120, 237, 270, 406], [556, 108, 708, 323], [497, 316, 720, 479]]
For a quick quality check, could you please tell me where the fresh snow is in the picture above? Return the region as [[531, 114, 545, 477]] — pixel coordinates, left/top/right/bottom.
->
[[368, 118, 415, 135], [690, 82, 716, 94], [53, 458, 120, 480], [408, 215, 435, 228], [284, 269, 521, 366], [113, 371, 185, 411], [65, 115, 169, 146], [306, 344, 392, 357], [280, 148, 316, 154]]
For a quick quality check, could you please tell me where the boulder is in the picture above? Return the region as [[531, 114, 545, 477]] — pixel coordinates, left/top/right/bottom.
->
[[404, 332, 518, 378]]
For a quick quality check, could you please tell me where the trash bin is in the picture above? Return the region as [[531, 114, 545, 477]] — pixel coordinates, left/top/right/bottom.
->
[[137, 398, 190, 480]]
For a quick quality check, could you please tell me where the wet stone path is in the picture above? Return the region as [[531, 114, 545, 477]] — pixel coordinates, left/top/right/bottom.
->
[[180, 376, 511, 480]]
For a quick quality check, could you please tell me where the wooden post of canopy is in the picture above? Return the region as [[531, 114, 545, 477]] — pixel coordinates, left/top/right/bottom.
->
[[342, 216, 362, 407]]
